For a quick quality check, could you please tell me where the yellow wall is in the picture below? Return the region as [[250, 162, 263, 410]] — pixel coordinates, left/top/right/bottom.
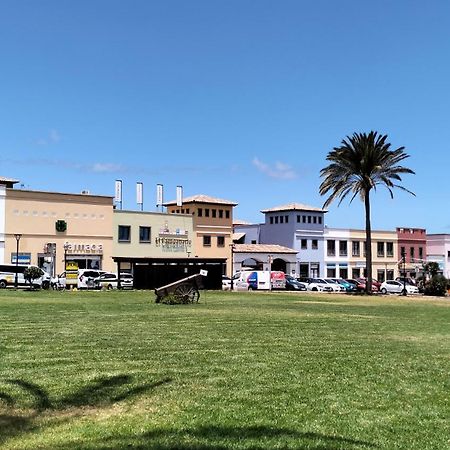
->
[[5, 189, 114, 274], [348, 229, 399, 279], [113, 210, 194, 258]]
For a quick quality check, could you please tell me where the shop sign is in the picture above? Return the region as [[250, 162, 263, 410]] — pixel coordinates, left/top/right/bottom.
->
[[65, 243, 103, 254], [65, 261, 79, 279], [155, 237, 192, 252]]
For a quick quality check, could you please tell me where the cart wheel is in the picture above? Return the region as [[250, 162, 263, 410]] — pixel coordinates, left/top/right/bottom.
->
[[174, 283, 199, 303]]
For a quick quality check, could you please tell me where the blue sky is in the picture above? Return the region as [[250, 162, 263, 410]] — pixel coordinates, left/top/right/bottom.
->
[[1, 1, 449, 232]]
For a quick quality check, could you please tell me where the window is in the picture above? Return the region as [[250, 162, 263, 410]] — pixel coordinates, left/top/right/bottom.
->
[[327, 240, 335, 257], [312, 239, 318, 250], [339, 240, 347, 257], [181, 209, 184, 214], [251, 240, 257, 244], [377, 269, 385, 282], [270, 217, 274, 224], [318, 217, 322, 224], [198, 208, 203, 217], [410, 247, 415, 260], [203, 235, 211, 246], [280, 216, 284, 224], [313, 216, 317, 224], [302, 216, 306, 223], [308, 216, 312, 223], [139, 226, 151, 243], [297, 215, 300, 223], [217, 236, 225, 247], [285, 215, 289, 223], [418, 247, 423, 260], [118, 225, 131, 242], [219, 209, 223, 218], [386, 242, 394, 257], [225, 210, 230, 219], [387, 270, 394, 280], [301, 239, 307, 249], [275, 216, 279, 224], [377, 242, 385, 257], [352, 268, 361, 279], [186, 208, 190, 214], [339, 267, 348, 279], [352, 241, 360, 257], [327, 266, 336, 277], [212, 209, 217, 218], [205, 208, 210, 217]]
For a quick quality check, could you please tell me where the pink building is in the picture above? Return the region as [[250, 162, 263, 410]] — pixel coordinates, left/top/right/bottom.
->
[[396, 227, 426, 279]]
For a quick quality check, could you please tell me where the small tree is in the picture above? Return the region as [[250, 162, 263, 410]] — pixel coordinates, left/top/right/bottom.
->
[[424, 275, 448, 297], [423, 262, 440, 278], [23, 266, 43, 289]]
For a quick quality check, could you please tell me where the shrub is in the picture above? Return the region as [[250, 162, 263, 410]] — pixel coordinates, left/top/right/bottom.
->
[[424, 275, 448, 297], [23, 266, 43, 289]]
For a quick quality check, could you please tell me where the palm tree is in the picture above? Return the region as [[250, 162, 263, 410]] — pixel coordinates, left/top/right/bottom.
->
[[319, 131, 415, 294]]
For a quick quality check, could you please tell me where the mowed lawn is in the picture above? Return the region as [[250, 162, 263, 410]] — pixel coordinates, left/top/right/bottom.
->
[[0, 290, 448, 450]]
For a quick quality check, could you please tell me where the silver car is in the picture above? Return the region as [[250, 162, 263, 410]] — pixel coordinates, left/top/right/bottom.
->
[[380, 280, 419, 295]]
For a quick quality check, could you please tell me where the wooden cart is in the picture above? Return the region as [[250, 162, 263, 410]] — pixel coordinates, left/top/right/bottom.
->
[[154, 273, 205, 304]]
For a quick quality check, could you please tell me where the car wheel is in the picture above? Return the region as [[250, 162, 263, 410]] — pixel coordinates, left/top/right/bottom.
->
[[42, 280, 50, 290], [401, 289, 407, 295], [312, 287, 318, 291], [381, 288, 387, 294], [107, 284, 113, 290], [0, 280, 7, 289]]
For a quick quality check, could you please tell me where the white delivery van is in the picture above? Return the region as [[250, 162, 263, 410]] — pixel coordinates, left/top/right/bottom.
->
[[234, 270, 286, 291], [0, 264, 51, 289]]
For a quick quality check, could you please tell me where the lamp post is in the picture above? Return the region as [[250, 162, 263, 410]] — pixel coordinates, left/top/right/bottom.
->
[[14, 234, 22, 289], [63, 242, 70, 274], [401, 249, 407, 296], [230, 243, 235, 291]]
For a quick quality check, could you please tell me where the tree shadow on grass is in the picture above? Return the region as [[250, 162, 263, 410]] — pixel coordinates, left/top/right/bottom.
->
[[0, 375, 171, 445], [49, 425, 377, 450]]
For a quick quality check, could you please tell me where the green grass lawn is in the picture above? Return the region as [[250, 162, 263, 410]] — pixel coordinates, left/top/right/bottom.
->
[[0, 289, 448, 450]]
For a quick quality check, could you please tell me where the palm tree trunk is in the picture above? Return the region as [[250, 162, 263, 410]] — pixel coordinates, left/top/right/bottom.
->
[[364, 189, 373, 294]]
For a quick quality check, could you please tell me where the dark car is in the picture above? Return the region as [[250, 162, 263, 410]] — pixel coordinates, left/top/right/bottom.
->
[[285, 275, 307, 291]]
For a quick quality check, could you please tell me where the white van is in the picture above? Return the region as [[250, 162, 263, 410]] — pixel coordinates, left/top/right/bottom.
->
[[77, 269, 105, 289], [0, 264, 51, 289], [233, 270, 286, 291]]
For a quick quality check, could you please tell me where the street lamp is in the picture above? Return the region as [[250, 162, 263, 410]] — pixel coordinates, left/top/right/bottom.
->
[[63, 242, 70, 273], [230, 243, 235, 291], [401, 248, 407, 296], [14, 234, 22, 289]]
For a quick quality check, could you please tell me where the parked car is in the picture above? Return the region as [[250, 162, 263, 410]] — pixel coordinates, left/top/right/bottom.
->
[[331, 278, 357, 292], [357, 277, 381, 290], [307, 278, 333, 292], [285, 275, 307, 291], [94, 272, 134, 290], [380, 280, 419, 295], [323, 278, 346, 292], [51, 271, 67, 290], [222, 275, 232, 291], [78, 269, 105, 289], [346, 278, 365, 292]]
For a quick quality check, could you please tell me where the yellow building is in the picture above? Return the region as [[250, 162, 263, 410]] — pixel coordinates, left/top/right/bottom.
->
[[348, 228, 399, 281], [164, 194, 237, 275], [113, 210, 194, 260], [2, 179, 114, 276]]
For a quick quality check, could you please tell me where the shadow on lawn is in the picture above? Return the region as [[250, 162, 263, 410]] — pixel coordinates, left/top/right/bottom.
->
[[0, 374, 171, 445], [49, 425, 377, 449]]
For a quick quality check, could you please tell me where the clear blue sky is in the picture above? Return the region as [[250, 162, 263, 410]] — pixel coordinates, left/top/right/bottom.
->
[[1, 1, 448, 232]]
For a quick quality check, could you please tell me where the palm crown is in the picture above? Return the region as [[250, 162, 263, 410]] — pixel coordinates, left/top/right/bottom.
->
[[319, 131, 415, 207]]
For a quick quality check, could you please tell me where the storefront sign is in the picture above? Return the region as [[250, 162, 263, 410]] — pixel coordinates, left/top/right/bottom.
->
[[155, 237, 192, 252], [158, 221, 189, 238], [65, 243, 103, 254]]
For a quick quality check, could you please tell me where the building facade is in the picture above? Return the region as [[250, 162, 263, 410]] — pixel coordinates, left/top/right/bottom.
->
[[3, 182, 114, 275], [165, 194, 237, 275], [426, 234, 450, 278], [396, 227, 427, 279]]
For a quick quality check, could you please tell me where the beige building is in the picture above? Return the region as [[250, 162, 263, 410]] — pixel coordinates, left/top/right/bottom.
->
[[348, 228, 399, 281], [2, 180, 114, 276], [164, 194, 237, 275], [113, 210, 194, 260]]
